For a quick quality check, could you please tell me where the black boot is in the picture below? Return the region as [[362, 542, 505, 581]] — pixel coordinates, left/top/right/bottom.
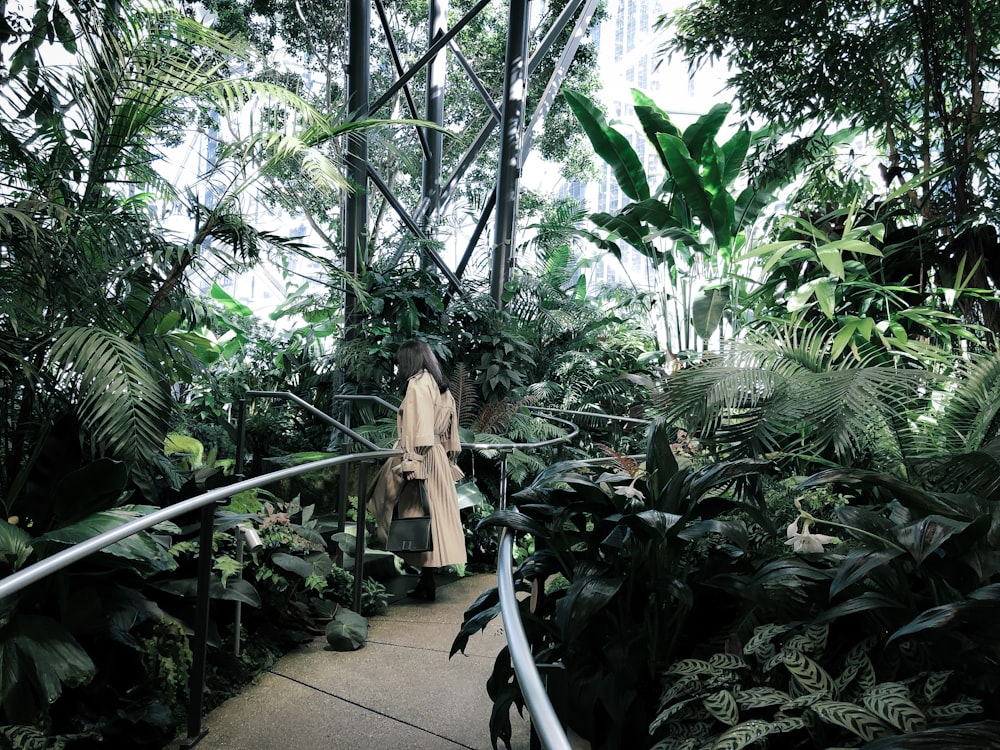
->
[[408, 568, 436, 601]]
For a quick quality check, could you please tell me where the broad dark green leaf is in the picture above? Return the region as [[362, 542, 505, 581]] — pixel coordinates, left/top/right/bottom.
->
[[818, 588, 905, 619], [475, 509, 549, 538], [5, 615, 96, 704], [830, 548, 905, 598], [0, 521, 34, 572], [682, 102, 732, 162], [894, 515, 971, 564], [590, 211, 650, 251], [645, 418, 680, 511], [627, 509, 683, 537], [41, 509, 177, 573], [719, 127, 752, 187], [860, 720, 1000, 749], [271, 552, 315, 578], [53, 458, 129, 524], [564, 89, 649, 201], [691, 285, 730, 340], [555, 570, 622, 642], [149, 575, 261, 606], [888, 597, 1000, 643], [631, 89, 681, 169]]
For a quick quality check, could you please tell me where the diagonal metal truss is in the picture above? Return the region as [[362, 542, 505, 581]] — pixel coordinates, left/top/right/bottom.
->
[[344, 0, 600, 320]]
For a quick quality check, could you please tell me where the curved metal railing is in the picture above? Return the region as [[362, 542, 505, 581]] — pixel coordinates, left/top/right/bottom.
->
[[0, 450, 400, 747], [2, 394, 636, 750], [491, 410, 648, 750]]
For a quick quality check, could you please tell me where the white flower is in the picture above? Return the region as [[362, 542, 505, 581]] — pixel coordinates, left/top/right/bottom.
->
[[613, 480, 645, 500], [785, 518, 837, 554]]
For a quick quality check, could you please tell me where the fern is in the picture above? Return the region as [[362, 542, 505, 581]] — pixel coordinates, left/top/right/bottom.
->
[[656, 328, 931, 467], [46, 326, 171, 465]]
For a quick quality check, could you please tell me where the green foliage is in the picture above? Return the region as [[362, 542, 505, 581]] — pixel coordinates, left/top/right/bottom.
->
[[739, 202, 993, 356], [452, 422, 776, 748], [565, 90, 798, 354], [651, 621, 991, 748], [0, 462, 194, 744], [655, 326, 933, 471], [662, 0, 1000, 336], [324, 607, 368, 651]]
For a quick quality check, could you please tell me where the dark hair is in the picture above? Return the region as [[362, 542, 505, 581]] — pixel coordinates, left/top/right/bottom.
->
[[397, 339, 448, 393]]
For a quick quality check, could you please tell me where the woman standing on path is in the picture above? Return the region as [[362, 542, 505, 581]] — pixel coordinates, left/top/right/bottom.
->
[[372, 339, 467, 601]]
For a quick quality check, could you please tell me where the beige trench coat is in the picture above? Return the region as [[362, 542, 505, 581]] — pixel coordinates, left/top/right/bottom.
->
[[369, 371, 467, 568]]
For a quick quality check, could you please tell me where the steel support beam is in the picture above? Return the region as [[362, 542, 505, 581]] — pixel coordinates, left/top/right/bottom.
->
[[490, 0, 531, 307], [522, 0, 601, 158], [420, 0, 448, 228], [343, 0, 594, 308], [344, 0, 370, 336]]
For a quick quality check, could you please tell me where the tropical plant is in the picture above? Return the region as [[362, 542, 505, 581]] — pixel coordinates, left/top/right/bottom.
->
[[654, 325, 934, 473], [0, 460, 190, 745], [0, 0, 382, 517], [564, 89, 805, 356], [452, 420, 779, 749], [662, 0, 1000, 337], [651, 620, 999, 749], [739, 195, 993, 359]]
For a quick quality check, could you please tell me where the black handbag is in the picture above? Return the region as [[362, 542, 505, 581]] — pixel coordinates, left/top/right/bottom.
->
[[386, 481, 433, 553]]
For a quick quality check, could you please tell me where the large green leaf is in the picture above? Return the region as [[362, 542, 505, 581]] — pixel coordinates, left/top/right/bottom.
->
[[659, 134, 732, 248], [0, 615, 96, 705], [0, 521, 34, 572], [53, 458, 129, 524], [555, 567, 622, 642], [631, 89, 681, 170], [150, 575, 261, 606], [46, 326, 171, 466], [719, 127, 752, 188], [39, 512, 167, 572], [564, 89, 649, 201], [645, 418, 680, 511], [590, 211, 651, 252], [888, 595, 1000, 643], [829, 549, 904, 598], [40, 507, 177, 574], [682, 102, 732, 162], [893, 515, 971, 564], [691, 285, 730, 340]]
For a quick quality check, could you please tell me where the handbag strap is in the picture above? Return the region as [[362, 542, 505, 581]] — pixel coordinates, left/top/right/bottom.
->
[[393, 480, 431, 517]]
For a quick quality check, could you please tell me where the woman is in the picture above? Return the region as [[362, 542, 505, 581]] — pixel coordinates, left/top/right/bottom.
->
[[371, 339, 467, 601]]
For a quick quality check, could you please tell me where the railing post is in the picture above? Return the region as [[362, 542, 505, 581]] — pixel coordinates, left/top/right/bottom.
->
[[337, 455, 350, 534], [235, 398, 247, 478], [497, 452, 509, 511], [182, 501, 215, 746], [352, 461, 371, 612]]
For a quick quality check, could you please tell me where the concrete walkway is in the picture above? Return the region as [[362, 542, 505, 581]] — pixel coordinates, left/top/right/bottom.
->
[[173, 573, 532, 750]]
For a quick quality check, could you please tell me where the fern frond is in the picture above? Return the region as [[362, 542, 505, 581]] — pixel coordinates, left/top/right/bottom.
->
[[450, 363, 479, 429], [47, 327, 172, 465], [657, 331, 932, 464]]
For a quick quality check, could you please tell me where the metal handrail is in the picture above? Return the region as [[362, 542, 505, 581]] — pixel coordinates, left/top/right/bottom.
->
[[2, 398, 633, 750], [491, 409, 648, 750], [0, 450, 399, 747]]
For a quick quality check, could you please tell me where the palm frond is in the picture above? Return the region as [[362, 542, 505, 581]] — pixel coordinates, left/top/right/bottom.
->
[[46, 327, 172, 466], [930, 352, 1000, 452], [657, 331, 932, 465]]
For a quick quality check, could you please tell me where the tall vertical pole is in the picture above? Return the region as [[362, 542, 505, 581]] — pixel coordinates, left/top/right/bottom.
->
[[490, 0, 530, 308], [344, 0, 370, 337], [420, 0, 448, 230]]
